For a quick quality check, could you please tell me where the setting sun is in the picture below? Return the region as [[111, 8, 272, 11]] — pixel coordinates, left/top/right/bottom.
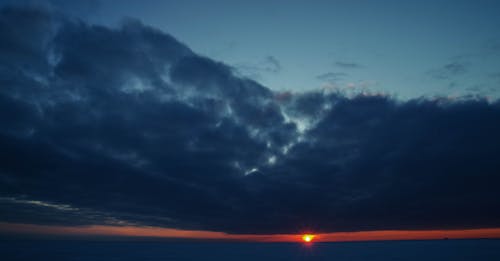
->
[[302, 234, 315, 242]]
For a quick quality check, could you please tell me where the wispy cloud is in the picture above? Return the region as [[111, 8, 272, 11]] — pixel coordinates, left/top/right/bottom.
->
[[428, 61, 469, 80], [233, 55, 282, 80], [316, 72, 347, 82], [335, 61, 363, 69]]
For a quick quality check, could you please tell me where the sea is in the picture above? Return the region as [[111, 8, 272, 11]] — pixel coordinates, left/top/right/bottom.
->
[[1, 239, 500, 260]]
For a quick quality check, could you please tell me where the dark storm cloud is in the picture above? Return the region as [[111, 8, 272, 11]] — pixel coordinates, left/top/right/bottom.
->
[[1, 6, 500, 234]]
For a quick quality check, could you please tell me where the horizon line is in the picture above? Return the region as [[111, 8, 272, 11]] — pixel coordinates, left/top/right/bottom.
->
[[1, 222, 500, 243]]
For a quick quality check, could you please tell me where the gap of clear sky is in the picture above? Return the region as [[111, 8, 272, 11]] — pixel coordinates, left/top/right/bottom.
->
[[74, 0, 500, 99], [6, 0, 500, 98]]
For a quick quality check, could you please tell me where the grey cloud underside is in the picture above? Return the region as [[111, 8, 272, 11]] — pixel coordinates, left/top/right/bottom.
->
[[1, 6, 500, 234]]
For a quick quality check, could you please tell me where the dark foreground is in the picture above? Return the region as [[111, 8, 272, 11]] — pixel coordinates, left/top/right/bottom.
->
[[1, 239, 500, 261]]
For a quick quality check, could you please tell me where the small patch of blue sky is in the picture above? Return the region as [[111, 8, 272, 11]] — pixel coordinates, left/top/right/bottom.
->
[[4, 0, 500, 99]]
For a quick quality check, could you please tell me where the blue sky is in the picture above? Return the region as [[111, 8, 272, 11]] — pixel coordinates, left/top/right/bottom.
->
[[4, 0, 500, 98], [81, 0, 500, 99]]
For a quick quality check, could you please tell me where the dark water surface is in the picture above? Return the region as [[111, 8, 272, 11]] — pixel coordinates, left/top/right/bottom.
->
[[1, 239, 500, 260]]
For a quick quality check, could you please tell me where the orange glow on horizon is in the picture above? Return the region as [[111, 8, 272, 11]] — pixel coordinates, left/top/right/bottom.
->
[[1, 222, 500, 242]]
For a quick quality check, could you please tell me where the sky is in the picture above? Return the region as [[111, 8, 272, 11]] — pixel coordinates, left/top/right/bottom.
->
[[54, 0, 500, 99], [0, 0, 500, 242]]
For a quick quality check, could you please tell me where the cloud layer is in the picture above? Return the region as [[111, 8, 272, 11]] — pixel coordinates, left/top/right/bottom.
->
[[1, 6, 500, 234]]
